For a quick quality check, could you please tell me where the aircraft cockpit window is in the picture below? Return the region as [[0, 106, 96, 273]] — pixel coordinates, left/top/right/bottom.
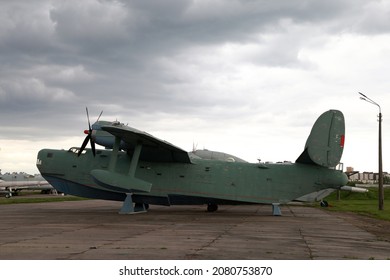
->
[[68, 147, 86, 155]]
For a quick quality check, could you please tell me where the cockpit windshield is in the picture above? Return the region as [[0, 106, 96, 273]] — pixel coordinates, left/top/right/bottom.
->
[[68, 147, 86, 155]]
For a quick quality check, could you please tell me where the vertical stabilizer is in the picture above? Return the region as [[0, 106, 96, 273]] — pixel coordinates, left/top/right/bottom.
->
[[296, 110, 345, 168]]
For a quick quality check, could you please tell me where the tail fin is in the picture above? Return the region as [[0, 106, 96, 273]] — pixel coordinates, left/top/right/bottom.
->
[[296, 110, 345, 168]]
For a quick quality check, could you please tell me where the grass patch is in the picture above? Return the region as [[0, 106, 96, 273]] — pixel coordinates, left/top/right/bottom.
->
[[322, 188, 390, 221]]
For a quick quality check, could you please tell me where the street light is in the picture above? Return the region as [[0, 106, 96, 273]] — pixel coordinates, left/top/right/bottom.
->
[[359, 92, 384, 210]]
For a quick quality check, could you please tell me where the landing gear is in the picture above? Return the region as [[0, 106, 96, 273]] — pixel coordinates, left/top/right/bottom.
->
[[207, 203, 218, 212], [119, 193, 148, 214], [272, 203, 282, 216], [320, 200, 329, 207], [5, 192, 12, 199]]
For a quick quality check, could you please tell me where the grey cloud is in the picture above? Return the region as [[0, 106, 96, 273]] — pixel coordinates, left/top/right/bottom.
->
[[46, 0, 366, 59], [0, 1, 57, 57], [50, 1, 131, 53], [1, 0, 390, 141], [352, 1, 390, 34]]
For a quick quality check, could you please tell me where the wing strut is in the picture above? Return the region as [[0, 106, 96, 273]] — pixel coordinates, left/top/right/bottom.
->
[[107, 135, 142, 177], [91, 137, 152, 194], [129, 143, 142, 177], [108, 136, 121, 171]]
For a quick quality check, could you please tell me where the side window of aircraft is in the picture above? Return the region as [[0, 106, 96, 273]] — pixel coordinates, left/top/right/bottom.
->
[[68, 147, 86, 155]]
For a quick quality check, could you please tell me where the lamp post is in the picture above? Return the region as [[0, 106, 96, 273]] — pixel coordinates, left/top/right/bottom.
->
[[359, 92, 384, 210]]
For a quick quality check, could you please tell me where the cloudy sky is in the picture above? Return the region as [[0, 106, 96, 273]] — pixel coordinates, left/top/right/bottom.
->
[[1, 0, 389, 174]]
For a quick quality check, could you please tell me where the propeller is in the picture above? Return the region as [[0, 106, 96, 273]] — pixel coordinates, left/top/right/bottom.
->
[[78, 108, 103, 157]]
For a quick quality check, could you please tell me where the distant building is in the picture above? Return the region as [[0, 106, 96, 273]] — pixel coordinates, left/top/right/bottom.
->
[[346, 166, 354, 173], [347, 166, 389, 184]]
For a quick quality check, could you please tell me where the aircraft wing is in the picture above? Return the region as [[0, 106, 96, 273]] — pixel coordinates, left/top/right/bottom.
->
[[101, 123, 191, 163]]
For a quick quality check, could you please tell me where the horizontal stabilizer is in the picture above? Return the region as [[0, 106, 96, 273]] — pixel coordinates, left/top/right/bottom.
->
[[296, 110, 345, 168], [91, 169, 152, 193]]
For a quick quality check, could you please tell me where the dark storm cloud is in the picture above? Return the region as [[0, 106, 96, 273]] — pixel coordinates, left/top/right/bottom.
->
[[42, 0, 356, 65], [1, 0, 390, 140]]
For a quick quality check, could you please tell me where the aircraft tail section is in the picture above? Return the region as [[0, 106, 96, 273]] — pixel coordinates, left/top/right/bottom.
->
[[296, 110, 345, 168]]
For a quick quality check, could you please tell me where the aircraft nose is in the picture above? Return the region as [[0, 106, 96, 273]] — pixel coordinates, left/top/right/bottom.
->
[[36, 149, 52, 173]]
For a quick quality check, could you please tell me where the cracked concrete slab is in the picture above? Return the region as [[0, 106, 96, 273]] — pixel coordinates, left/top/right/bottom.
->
[[1, 200, 390, 259]]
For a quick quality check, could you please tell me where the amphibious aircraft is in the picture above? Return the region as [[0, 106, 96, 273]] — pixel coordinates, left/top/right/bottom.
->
[[36, 109, 348, 215]]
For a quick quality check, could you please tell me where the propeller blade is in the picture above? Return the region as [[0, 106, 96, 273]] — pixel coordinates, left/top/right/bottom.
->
[[86, 107, 91, 131], [78, 134, 90, 156], [90, 138, 96, 157], [96, 110, 103, 123], [78, 107, 101, 157]]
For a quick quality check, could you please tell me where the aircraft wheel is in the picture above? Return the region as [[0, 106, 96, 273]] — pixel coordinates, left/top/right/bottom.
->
[[320, 200, 329, 207], [207, 203, 218, 212], [144, 204, 149, 210], [5, 193, 12, 199]]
